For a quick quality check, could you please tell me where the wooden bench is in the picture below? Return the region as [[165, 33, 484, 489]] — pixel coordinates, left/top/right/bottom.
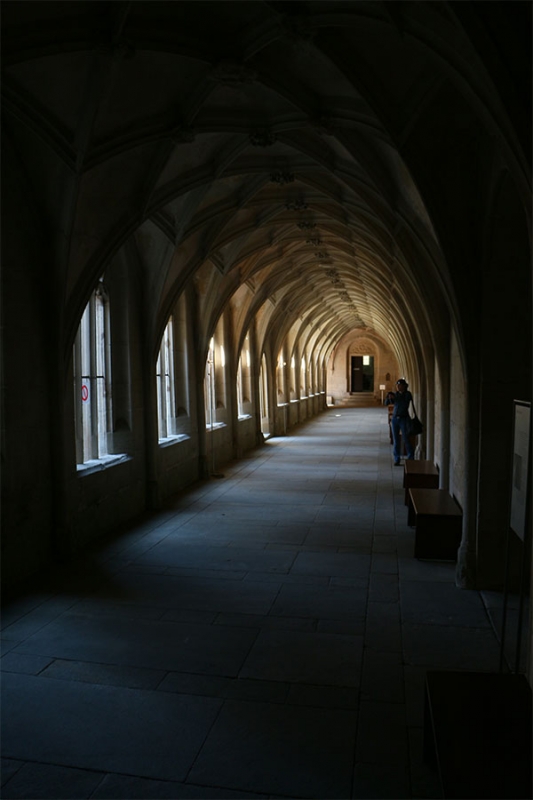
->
[[403, 459, 439, 504], [408, 488, 462, 560], [424, 670, 532, 799]]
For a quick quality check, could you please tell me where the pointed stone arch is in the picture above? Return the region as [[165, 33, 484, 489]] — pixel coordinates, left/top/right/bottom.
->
[[327, 331, 399, 405]]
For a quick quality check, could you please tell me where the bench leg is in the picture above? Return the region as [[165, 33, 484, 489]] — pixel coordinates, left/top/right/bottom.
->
[[423, 685, 438, 771]]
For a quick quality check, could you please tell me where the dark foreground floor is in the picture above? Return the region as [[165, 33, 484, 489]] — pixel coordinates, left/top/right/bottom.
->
[[1, 408, 502, 799]]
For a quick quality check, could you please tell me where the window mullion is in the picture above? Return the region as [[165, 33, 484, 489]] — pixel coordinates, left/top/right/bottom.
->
[[167, 318, 176, 429]]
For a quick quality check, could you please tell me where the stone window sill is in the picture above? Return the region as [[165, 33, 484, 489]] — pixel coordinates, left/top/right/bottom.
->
[[77, 453, 131, 476], [158, 434, 190, 448]]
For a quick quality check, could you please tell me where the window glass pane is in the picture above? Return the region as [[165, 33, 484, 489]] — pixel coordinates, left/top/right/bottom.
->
[[156, 349, 165, 438], [237, 354, 244, 416], [74, 279, 112, 464], [95, 294, 108, 457], [157, 317, 176, 439], [205, 338, 215, 426], [80, 304, 92, 459]]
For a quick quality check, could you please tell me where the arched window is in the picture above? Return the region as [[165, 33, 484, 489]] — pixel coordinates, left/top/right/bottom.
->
[[156, 316, 176, 439], [260, 353, 270, 437], [290, 354, 297, 401], [204, 324, 227, 429], [205, 337, 216, 427], [301, 356, 307, 398], [73, 279, 113, 464], [237, 334, 252, 418], [157, 293, 191, 443], [277, 349, 287, 405]]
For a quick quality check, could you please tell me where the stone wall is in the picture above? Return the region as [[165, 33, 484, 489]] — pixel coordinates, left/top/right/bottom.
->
[[327, 332, 399, 404]]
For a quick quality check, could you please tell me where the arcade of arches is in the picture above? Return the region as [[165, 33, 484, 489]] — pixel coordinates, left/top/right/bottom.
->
[[2, 0, 531, 692]]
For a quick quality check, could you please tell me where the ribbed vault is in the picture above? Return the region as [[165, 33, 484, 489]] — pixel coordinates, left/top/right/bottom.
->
[[2, 0, 529, 385]]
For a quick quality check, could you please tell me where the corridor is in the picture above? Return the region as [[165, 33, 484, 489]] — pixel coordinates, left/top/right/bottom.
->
[[1, 408, 501, 799]]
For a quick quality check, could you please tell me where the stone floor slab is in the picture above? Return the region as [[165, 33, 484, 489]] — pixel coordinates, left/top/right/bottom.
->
[[360, 649, 404, 702], [269, 582, 368, 620], [402, 623, 501, 671], [1, 673, 221, 783], [188, 699, 357, 798], [91, 773, 267, 799], [370, 553, 398, 574], [14, 613, 258, 676], [0, 598, 80, 641], [303, 528, 373, 548], [133, 542, 297, 573], [240, 628, 363, 687], [286, 682, 358, 710], [1, 759, 24, 788], [291, 551, 371, 578], [40, 658, 166, 690], [368, 573, 399, 604], [92, 571, 282, 615], [355, 701, 409, 764], [398, 558, 456, 583], [1, 652, 54, 675], [400, 580, 491, 627], [156, 671, 231, 697], [1, 762, 104, 799]]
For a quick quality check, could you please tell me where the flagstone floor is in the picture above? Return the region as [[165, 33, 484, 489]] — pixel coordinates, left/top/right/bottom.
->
[[1, 408, 502, 799]]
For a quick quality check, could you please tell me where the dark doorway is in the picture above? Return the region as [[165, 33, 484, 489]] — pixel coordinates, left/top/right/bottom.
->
[[351, 355, 374, 392], [351, 356, 363, 391]]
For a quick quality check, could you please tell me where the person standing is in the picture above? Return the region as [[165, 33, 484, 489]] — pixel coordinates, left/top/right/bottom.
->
[[391, 378, 414, 465]]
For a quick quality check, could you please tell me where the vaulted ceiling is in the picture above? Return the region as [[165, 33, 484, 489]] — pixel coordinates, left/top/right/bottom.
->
[[2, 1, 529, 370]]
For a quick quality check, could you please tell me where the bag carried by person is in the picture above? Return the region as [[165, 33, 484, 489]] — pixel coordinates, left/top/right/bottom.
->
[[408, 415, 423, 436], [408, 401, 423, 436]]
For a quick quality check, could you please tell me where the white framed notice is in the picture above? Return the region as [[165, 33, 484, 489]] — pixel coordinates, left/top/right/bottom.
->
[[510, 400, 531, 541]]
